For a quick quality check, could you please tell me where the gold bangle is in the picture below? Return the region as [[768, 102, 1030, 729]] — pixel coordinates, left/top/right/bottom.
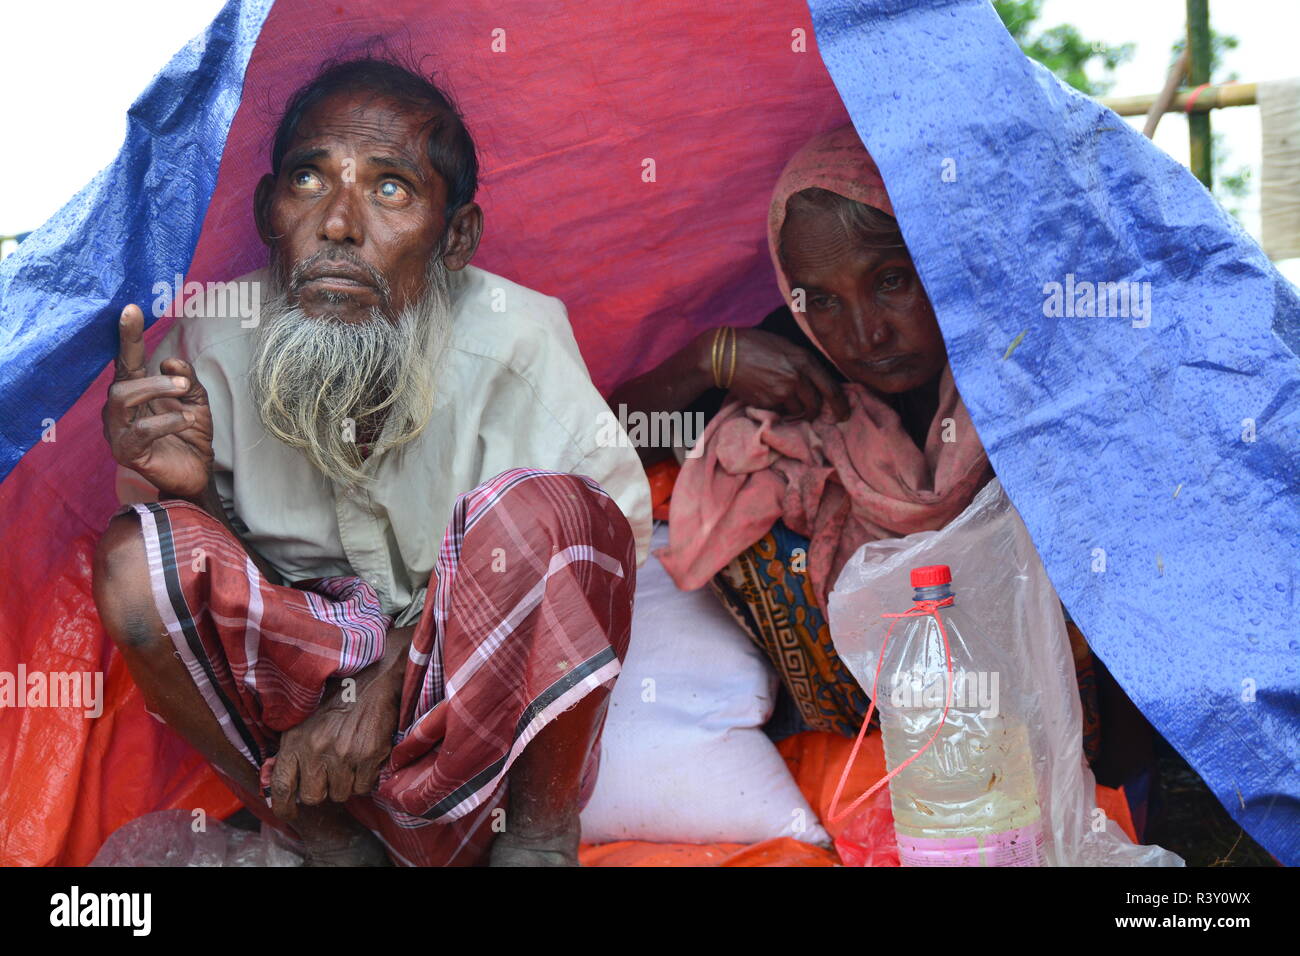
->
[[724, 327, 738, 389], [710, 328, 718, 386], [711, 327, 725, 388]]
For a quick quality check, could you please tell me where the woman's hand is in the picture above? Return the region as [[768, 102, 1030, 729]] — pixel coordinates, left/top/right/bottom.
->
[[720, 328, 850, 422], [606, 320, 853, 466]]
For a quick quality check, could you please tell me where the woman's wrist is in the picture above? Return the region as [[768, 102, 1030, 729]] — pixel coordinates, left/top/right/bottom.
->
[[691, 327, 731, 391]]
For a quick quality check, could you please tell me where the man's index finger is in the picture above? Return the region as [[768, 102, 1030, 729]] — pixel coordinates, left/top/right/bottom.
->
[[115, 305, 147, 380]]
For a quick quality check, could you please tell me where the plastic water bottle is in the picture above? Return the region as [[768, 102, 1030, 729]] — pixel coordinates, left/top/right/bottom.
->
[[879, 564, 1046, 866]]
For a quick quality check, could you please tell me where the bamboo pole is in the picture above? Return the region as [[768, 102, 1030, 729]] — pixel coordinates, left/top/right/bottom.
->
[[1142, 48, 1189, 137], [1103, 82, 1257, 117], [1187, 0, 1213, 187]]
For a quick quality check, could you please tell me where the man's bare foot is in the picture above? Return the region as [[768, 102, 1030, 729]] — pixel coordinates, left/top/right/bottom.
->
[[294, 804, 390, 866], [488, 816, 581, 867], [300, 828, 390, 867]]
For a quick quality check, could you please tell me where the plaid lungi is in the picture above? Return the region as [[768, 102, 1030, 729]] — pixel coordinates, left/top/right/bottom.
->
[[124, 467, 636, 866]]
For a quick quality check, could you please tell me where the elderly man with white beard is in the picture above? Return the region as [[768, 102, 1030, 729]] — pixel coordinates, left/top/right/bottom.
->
[[91, 58, 651, 867]]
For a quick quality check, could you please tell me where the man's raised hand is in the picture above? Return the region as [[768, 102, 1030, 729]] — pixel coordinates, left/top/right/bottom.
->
[[103, 304, 214, 499]]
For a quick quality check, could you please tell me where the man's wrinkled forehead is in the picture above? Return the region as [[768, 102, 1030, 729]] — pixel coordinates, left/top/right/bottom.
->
[[279, 89, 434, 181]]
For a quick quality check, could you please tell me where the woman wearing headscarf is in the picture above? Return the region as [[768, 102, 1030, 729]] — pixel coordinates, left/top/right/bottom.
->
[[610, 125, 1109, 766]]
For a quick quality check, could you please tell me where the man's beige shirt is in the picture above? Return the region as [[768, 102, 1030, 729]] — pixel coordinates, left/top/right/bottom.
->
[[119, 265, 652, 627]]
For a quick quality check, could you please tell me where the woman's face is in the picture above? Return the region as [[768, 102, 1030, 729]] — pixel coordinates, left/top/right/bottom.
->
[[780, 204, 947, 394]]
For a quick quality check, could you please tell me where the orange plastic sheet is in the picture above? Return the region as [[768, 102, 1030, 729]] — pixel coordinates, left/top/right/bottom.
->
[[579, 730, 1136, 867], [0, 532, 241, 867]]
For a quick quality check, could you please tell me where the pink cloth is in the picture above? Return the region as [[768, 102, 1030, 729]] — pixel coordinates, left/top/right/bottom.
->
[[657, 125, 991, 605]]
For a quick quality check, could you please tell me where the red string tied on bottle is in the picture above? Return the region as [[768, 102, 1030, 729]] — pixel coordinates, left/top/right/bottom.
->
[[827, 595, 956, 824]]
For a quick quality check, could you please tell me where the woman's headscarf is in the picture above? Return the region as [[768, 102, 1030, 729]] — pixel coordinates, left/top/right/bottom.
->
[[655, 124, 992, 607], [765, 123, 894, 359]]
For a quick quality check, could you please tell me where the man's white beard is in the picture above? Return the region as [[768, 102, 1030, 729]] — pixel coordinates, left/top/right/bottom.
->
[[250, 256, 455, 487]]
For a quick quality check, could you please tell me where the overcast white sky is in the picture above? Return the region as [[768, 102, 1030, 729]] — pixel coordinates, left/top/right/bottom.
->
[[1, 0, 1298, 281]]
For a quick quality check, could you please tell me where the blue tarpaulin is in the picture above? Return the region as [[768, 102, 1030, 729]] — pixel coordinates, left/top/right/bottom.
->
[[812, 0, 1300, 864], [0, 0, 273, 481]]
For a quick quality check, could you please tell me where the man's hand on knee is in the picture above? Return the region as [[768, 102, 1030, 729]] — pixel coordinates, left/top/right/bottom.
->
[[269, 626, 414, 820]]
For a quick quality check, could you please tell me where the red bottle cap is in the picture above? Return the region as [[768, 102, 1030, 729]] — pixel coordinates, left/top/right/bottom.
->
[[910, 564, 952, 588]]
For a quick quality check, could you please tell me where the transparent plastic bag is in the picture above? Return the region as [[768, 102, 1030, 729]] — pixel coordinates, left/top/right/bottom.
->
[[89, 809, 303, 867], [827, 479, 1183, 866]]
